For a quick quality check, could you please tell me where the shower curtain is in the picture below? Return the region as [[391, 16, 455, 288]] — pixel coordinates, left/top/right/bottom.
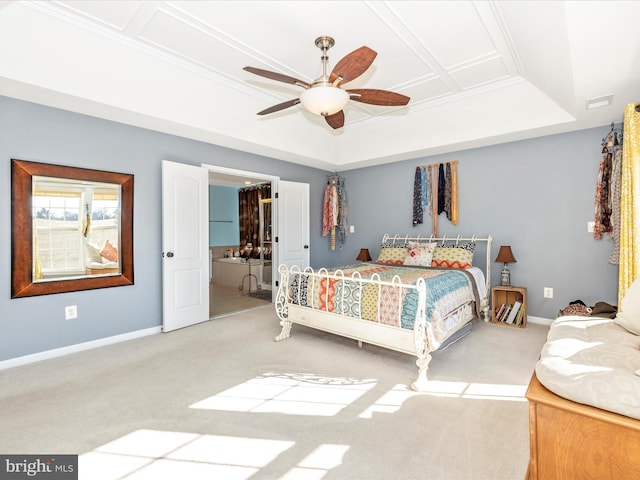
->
[[239, 183, 271, 252], [619, 102, 640, 304]]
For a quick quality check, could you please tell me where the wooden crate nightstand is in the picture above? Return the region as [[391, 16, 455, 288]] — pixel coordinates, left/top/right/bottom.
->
[[491, 285, 527, 328]]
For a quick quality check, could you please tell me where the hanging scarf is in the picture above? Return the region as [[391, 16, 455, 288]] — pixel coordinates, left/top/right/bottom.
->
[[336, 179, 348, 247], [609, 148, 623, 263], [420, 167, 427, 208], [425, 167, 433, 217], [323, 177, 348, 250], [594, 150, 613, 239], [444, 163, 452, 221], [437, 163, 445, 214], [81, 203, 91, 237], [451, 162, 458, 224], [322, 181, 334, 237], [331, 180, 337, 250], [412, 167, 423, 226]]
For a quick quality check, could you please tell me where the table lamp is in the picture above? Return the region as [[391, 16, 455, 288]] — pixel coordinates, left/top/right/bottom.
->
[[356, 248, 372, 262], [495, 245, 517, 286]]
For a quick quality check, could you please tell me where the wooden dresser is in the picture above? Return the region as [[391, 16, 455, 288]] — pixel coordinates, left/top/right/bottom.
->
[[525, 372, 640, 479]]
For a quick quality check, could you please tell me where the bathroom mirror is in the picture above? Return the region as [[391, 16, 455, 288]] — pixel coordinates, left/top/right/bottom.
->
[[11, 159, 134, 298]]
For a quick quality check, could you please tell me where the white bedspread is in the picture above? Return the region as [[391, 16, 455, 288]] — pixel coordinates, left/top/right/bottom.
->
[[535, 315, 640, 420], [466, 266, 486, 300]]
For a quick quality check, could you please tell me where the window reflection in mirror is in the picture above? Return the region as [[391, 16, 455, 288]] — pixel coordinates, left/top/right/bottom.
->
[[32, 176, 121, 281], [11, 158, 134, 298]]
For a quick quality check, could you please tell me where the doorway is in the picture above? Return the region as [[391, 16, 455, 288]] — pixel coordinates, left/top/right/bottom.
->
[[162, 160, 309, 332], [162, 161, 310, 331], [205, 165, 278, 318]]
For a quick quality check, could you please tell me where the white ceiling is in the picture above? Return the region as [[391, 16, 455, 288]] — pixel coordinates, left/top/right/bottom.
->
[[0, 1, 638, 173]]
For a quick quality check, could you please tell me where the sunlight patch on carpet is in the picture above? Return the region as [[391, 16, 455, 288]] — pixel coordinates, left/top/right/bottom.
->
[[358, 381, 527, 418], [79, 429, 294, 480], [280, 444, 350, 480], [189, 371, 377, 416], [80, 429, 349, 480]]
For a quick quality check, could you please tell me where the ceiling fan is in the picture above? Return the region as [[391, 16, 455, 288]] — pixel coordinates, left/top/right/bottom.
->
[[243, 36, 410, 129]]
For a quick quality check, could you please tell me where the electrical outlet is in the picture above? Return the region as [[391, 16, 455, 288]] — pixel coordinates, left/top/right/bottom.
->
[[587, 221, 595, 233], [543, 287, 553, 299], [65, 305, 78, 320]]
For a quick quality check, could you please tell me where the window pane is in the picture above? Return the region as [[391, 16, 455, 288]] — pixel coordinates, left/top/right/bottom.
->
[[89, 195, 120, 252], [33, 195, 83, 273], [31, 175, 122, 281]]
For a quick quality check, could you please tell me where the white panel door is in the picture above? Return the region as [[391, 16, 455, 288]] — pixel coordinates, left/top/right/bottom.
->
[[162, 160, 209, 332], [277, 181, 310, 269]]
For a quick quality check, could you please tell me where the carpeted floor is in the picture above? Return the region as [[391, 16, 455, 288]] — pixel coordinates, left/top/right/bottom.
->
[[0, 306, 549, 479]]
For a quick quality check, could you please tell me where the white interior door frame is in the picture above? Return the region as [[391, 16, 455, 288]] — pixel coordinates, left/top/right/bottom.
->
[[201, 163, 280, 285]]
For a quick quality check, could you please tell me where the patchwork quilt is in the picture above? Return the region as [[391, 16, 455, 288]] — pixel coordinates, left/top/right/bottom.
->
[[286, 263, 480, 336]]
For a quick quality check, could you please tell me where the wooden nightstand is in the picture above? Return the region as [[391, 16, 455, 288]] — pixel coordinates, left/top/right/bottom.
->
[[491, 285, 527, 328]]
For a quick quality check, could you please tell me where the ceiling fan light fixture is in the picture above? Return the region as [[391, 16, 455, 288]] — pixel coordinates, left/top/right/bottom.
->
[[244, 36, 407, 128], [299, 85, 349, 116]]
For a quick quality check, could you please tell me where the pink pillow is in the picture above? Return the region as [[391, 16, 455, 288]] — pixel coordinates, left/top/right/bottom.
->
[[100, 240, 119, 263]]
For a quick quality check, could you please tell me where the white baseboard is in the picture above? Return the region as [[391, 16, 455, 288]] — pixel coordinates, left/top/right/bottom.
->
[[0, 315, 553, 371], [527, 315, 553, 326], [0, 326, 162, 371]]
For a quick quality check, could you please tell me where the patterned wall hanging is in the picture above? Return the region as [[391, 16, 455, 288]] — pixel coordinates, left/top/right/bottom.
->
[[322, 175, 347, 251], [412, 161, 458, 236], [593, 122, 624, 268]]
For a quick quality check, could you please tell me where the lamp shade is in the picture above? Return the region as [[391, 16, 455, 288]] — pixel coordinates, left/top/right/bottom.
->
[[299, 85, 350, 116], [495, 245, 517, 263], [356, 248, 372, 262]]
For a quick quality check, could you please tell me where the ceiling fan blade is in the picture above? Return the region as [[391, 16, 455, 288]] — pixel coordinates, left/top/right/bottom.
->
[[328, 46, 377, 86], [324, 110, 345, 129], [257, 98, 300, 116], [347, 89, 410, 106], [243, 67, 310, 89]]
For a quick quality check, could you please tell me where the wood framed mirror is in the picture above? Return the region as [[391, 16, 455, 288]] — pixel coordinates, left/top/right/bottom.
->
[[11, 159, 134, 298]]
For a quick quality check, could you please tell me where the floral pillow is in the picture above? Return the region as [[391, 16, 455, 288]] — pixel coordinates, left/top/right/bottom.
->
[[376, 247, 408, 265], [431, 246, 473, 269], [404, 242, 436, 266], [100, 240, 119, 263]]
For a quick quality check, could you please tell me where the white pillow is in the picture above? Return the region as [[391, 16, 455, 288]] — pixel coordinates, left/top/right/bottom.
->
[[615, 277, 640, 335], [85, 241, 104, 264]]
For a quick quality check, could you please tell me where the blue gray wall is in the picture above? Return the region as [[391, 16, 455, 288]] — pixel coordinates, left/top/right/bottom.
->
[[0, 96, 330, 361], [332, 128, 619, 319], [209, 185, 240, 246], [0, 95, 619, 362]]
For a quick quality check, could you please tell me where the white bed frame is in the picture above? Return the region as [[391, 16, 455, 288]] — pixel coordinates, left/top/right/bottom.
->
[[274, 234, 492, 391]]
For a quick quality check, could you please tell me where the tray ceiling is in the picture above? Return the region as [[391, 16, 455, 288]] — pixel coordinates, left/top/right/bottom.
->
[[0, 1, 638, 171]]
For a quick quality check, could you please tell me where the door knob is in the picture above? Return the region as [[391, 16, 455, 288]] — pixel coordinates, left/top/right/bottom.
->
[[304, 245, 309, 249], [166, 251, 174, 257]]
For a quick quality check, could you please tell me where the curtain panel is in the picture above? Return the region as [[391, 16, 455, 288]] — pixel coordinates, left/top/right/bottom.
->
[[239, 183, 271, 248], [619, 103, 640, 304]]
